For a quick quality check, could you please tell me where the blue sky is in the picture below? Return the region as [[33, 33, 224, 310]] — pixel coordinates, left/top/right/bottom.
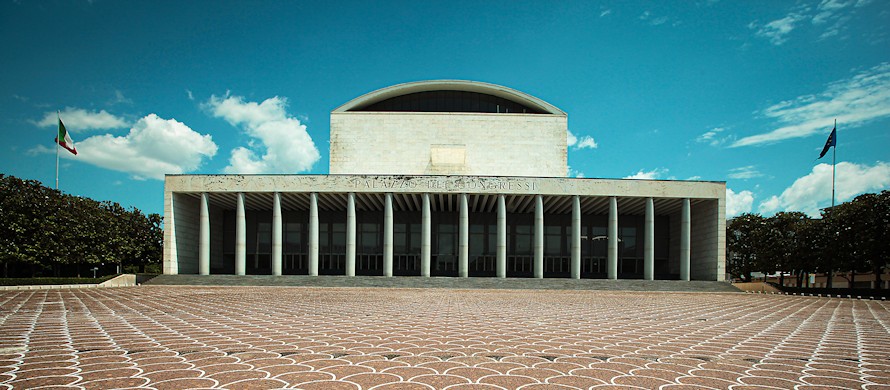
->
[[2, 0, 888, 218]]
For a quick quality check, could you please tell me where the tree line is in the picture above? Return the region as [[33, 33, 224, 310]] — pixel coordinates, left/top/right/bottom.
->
[[727, 190, 889, 289], [0, 174, 162, 277]]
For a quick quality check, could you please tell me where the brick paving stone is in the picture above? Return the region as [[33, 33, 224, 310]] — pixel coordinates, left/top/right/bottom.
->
[[323, 364, 376, 379], [372, 382, 437, 390], [439, 384, 503, 390], [275, 370, 335, 384], [79, 376, 150, 389], [676, 375, 739, 388], [476, 374, 538, 389], [2, 287, 889, 389], [660, 385, 715, 390], [382, 366, 438, 380], [443, 367, 500, 382], [411, 373, 472, 387]]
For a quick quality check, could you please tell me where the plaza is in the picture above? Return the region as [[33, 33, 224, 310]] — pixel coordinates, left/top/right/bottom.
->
[[1, 286, 888, 389]]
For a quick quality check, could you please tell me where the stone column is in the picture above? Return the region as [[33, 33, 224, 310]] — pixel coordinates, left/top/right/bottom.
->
[[680, 198, 691, 281], [421, 193, 431, 277], [346, 193, 356, 277], [383, 193, 393, 277], [308, 192, 319, 276], [459, 193, 469, 277], [199, 192, 210, 275], [534, 195, 544, 279], [496, 195, 507, 278], [608, 196, 618, 280], [644, 197, 655, 281], [235, 192, 246, 276], [571, 195, 581, 279], [166, 192, 178, 275], [272, 192, 282, 276]]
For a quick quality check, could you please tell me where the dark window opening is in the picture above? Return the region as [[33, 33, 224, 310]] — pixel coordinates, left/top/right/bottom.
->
[[354, 90, 547, 114]]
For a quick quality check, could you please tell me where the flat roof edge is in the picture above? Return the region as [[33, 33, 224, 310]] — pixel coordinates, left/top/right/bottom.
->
[[165, 174, 725, 199]]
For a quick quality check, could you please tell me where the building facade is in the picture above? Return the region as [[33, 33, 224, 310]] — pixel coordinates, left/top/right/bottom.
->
[[164, 80, 726, 281]]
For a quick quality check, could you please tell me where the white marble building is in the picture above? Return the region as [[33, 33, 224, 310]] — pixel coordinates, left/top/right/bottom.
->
[[164, 80, 726, 281]]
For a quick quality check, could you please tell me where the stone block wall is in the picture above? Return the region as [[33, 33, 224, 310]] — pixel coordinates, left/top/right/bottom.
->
[[168, 193, 199, 275], [690, 199, 724, 281], [330, 112, 567, 177]]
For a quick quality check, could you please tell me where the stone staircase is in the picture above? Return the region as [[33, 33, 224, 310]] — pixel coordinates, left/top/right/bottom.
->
[[144, 274, 741, 292]]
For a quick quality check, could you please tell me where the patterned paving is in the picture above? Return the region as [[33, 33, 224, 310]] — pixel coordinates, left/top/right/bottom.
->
[[0, 286, 888, 389]]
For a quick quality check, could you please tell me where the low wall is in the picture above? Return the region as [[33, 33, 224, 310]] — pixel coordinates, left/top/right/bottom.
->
[[0, 274, 137, 291]]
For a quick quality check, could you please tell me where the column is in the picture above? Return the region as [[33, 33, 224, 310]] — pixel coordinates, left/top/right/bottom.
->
[[459, 193, 469, 278], [534, 195, 544, 279], [199, 192, 210, 275], [644, 197, 654, 281], [166, 192, 178, 275], [346, 193, 356, 276], [571, 195, 581, 279], [383, 193, 393, 277], [235, 192, 246, 276], [496, 195, 507, 278], [607, 196, 618, 280], [421, 193, 431, 277], [680, 198, 691, 281], [308, 192, 319, 276], [272, 192, 282, 276]]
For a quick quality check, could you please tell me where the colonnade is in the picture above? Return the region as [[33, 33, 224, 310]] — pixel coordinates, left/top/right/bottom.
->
[[196, 193, 693, 280]]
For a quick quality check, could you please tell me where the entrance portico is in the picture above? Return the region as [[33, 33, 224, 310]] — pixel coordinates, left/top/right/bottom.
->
[[165, 175, 725, 281]]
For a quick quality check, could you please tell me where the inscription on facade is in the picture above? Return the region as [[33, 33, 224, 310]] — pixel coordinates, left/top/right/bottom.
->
[[352, 177, 539, 192]]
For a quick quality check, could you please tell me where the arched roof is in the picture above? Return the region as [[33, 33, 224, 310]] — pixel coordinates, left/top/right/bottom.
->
[[333, 80, 566, 116]]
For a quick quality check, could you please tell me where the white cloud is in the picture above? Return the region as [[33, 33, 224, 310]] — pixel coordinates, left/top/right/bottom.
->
[[813, 0, 850, 24], [34, 108, 128, 132], [567, 166, 585, 178], [624, 168, 668, 180], [29, 114, 217, 180], [758, 161, 890, 217], [186, 89, 194, 101], [600, 9, 612, 17], [728, 165, 764, 180], [107, 90, 133, 106], [752, 1, 871, 44], [751, 12, 806, 45], [567, 129, 598, 150], [205, 93, 320, 174], [639, 10, 670, 26], [726, 188, 755, 218], [695, 127, 734, 146], [732, 63, 890, 147], [576, 136, 598, 150]]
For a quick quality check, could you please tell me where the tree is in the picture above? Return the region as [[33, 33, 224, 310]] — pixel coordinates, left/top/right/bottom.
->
[[795, 217, 827, 287], [726, 213, 764, 282], [762, 212, 810, 286], [0, 174, 164, 277]]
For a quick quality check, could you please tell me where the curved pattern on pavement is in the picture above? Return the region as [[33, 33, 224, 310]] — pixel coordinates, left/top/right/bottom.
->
[[0, 286, 888, 389]]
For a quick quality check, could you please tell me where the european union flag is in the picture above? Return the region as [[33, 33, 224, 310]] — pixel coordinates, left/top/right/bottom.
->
[[818, 126, 836, 159]]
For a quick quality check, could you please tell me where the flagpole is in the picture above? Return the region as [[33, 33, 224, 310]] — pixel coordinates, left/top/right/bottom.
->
[[828, 118, 837, 289], [56, 110, 60, 190], [831, 118, 836, 210]]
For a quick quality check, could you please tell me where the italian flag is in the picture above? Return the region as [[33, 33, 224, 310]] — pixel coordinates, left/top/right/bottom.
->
[[55, 118, 77, 155]]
